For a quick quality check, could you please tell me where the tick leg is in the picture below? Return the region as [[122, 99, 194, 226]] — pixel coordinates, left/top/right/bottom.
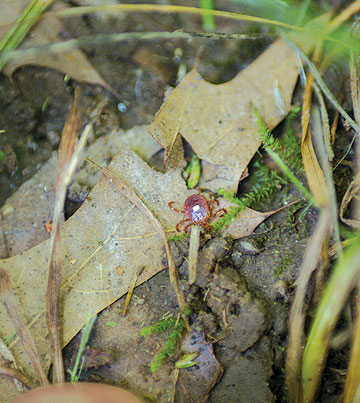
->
[[183, 222, 196, 233], [208, 194, 219, 211], [176, 218, 191, 232], [168, 201, 185, 214], [202, 222, 211, 232]]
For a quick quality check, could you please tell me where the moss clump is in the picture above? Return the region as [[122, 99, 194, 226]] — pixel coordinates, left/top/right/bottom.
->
[[140, 306, 191, 373], [274, 255, 293, 277]]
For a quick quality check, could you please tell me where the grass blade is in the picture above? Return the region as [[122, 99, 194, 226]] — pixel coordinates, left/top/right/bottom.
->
[[344, 284, 360, 402], [302, 234, 360, 402], [199, 0, 216, 31], [286, 207, 332, 402], [0, 0, 55, 70], [70, 313, 97, 383]]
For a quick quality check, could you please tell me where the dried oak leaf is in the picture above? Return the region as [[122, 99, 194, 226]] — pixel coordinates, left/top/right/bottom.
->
[[149, 39, 299, 190], [0, 125, 161, 259], [0, 147, 193, 380], [0, 0, 111, 90]]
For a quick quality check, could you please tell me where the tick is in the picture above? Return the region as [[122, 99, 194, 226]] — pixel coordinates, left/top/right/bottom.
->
[[168, 193, 227, 233]]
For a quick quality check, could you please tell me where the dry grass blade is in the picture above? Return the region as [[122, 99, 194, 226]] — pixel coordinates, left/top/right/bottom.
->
[[122, 267, 144, 316], [302, 234, 360, 402], [285, 207, 332, 403], [46, 88, 90, 383], [0, 267, 48, 386], [312, 105, 343, 261], [86, 159, 187, 324], [327, 1, 360, 32], [300, 43, 329, 207]]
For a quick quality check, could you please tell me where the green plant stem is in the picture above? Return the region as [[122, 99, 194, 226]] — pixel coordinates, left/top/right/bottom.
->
[[302, 235, 360, 402], [70, 314, 97, 383], [0, 0, 55, 70], [199, 0, 216, 31], [266, 148, 315, 205]]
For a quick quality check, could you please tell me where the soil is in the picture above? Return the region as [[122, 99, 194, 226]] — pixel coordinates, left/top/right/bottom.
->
[[0, 1, 355, 402]]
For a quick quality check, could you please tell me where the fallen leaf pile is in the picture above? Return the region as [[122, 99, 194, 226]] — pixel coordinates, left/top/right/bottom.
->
[[0, 32, 301, 399]]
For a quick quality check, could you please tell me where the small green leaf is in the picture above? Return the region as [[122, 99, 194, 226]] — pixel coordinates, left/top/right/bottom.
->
[[0, 150, 5, 161], [106, 321, 116, 328], [175, 352, 198, 369], [185, 155, 201, 189]]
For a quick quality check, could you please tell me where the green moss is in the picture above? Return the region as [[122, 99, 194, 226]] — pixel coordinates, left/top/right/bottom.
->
[[274, 255, 293, 277], [168, 232, 190, 241], [140, 317, 177, 336], [211, 163, 285, 232], [140, 306, 191, 373], [150, 319, 187, 373]]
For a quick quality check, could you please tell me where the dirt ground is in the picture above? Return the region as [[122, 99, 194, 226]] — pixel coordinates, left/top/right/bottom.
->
[[0, 1, 355, 402]]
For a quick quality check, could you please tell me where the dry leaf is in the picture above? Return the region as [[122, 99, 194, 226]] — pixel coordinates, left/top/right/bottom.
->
[[0, 154, 57, 258], [0, 125, 161, 259], [0, 142, 288, 384], [0, 0, 111, 89], [0, 267, 48, 386], [224, 207, 277, 239], [149, 39, 299, 189], [198, 160, 245, 193], [0, 146, 193, 380], [219, 200, 296, 240]]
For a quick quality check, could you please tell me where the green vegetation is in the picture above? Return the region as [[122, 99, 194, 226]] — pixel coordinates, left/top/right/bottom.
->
[[199, 0, 216, 31], [70, 314, 97, 383], [211, 107, 309, 232], [140, 306, 191, 373], [140, 317, 178, 336], [274, 255, 293, 277], [168, 232, 190, 241], [185, 155, 201, 189]]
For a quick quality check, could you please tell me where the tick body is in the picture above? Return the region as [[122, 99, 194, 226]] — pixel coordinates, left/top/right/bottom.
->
[[169, 193, 226, 233]]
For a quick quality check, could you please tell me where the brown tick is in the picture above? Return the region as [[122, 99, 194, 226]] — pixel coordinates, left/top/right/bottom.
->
[[168, 193, 227, 233]]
